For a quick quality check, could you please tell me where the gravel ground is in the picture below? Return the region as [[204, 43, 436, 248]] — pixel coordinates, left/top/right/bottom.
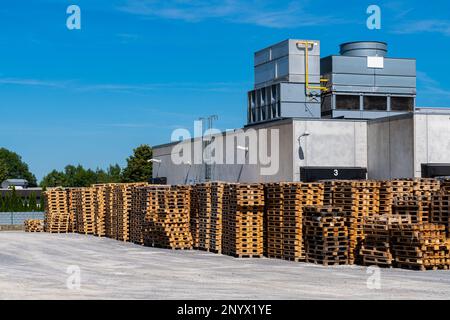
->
[[0, 232, 449, 300]]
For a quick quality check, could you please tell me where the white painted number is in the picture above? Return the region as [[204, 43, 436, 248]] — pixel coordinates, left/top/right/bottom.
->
[[334, 169, 339, 177]]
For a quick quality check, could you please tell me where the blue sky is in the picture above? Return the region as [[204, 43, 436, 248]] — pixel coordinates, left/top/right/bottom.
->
[[1, 0, 450, 181]]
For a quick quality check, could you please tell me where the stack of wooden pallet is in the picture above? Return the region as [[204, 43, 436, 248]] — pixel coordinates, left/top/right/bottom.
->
[[129, 185, 149, 245], [442, 179, 450, 193], [209, 182, 225, 253], [223, 184, 264, 258], [93, 184, 107, 237], [412, 179, 441, 223], [196, 183, 213, 250], [379, 180, 413, 215], [190, 185, 200, 248], [264, 182, 324, 261], [104, 184, 115, 238], [303, 206, 348, 266], [431, 192, 450, 236], [265, 183, 285, 259], [321, 181, 337, 206], [190, 182, 225, 252], [44, 188, 70, 233], [67, 188, 79, 233], [75, 187, 96, 235], [392, 196, 424, 224], [360, 215, 410, 267], [143, 185, 193, 249], [113, 183, 148, 242], [391, 223, 450, 271], [24, 219, 44, 232], [332, 181, 364, 264], [285, 183, 324, 261]]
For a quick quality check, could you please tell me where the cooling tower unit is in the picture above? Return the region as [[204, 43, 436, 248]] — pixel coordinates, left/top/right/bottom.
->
[[321, 41, 416, 119]]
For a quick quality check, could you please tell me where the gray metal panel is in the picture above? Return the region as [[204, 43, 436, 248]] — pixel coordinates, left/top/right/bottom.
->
[[375, 59, 416, 76], [331, 74, 375, 87], [331, 85, 416, 95], [328, 110, 410, 119], [374, 75, 416, 88], [329, 56, 375, 75], [254, 39, 321, 88], [340, 41, 388, 57], [280, 102, 321, 118]]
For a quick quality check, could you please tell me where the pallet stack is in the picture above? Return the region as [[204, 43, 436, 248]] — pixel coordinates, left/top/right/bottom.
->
[[104, 184, 115, 238], [412, 179, 441, 223], [75, 187, 96, 235], [392, 196, 424, 224], [442, 179, 450, 193], [223, 184, 264, 258], [143, 185, 193, 249], [379, 180, 413, 215], [265, 183, 285, 259], [113, 183, 148, 242], [332, 181, 365, 264], [190, 185, 200, 248], [93, 184, 107, 237], [391, 223, 450, 271], [303, 206, 349, 266], [67, 188, 79, 233], [191, 182, 225, 252], [24, 219, 44, 232], [360, 215, 410, 267], [196, 183, 213, 250], [285, 183, 324, 261], [431, 192, 450, 236], [209, 182, 225, 253], [129, 186, 148, 245], [44, 188, 70, 233]]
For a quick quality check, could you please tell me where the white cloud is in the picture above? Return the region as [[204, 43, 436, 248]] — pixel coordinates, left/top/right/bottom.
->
[[117, 0, 341, 29], [393, 19, 450, 36], [0, 78, 68, 88], [0, 76, 246, 93]]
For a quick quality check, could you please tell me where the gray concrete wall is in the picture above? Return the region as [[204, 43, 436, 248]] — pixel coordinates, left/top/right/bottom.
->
[[414, 113, 450, 177], [293, 119, 368, 181], [367, 115, 414, 179], [152, 121, 294, 184]]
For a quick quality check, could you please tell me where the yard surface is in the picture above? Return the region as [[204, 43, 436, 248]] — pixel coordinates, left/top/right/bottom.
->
[[0, 232, 449, 300]]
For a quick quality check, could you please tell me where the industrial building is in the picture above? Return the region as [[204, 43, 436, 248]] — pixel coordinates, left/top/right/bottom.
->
[[153, 40, 450, 184]]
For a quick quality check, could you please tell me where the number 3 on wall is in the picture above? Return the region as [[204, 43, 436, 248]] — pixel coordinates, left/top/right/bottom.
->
[[334, 169, 339, 177]]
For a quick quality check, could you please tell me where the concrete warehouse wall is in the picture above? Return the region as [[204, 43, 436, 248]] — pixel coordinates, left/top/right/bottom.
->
[[152, 121, 294, 184], [367, 115, 415, 179], [414, 113, 450, 177], [367, 113, 450, 179], [293, 119, 368, 181], [153, 113, 450, 183]]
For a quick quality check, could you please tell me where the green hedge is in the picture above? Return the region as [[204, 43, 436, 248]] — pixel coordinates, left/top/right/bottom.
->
[[0, 189, 44, 212]]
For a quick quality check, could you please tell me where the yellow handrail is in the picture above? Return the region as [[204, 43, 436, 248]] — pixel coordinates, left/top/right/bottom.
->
[[297, 41, 328, 93]]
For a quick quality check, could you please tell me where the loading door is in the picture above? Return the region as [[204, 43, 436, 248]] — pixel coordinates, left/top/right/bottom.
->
[[300, 167, 367, 182], [421, 164, 450, 178]]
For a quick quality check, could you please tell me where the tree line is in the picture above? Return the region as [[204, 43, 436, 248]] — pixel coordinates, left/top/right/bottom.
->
[[39, 144, 153, 188]]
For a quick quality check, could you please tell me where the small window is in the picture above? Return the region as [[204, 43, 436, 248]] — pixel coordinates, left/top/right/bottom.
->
[[391, 97, 414, 111], [364, 96, 387, 111], [336, 95, 360, 110]]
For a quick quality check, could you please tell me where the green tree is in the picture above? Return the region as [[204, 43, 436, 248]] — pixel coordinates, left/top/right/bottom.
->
[[0, 148, 37, 186], [40, 170, 66, 188], [122, 145, 153, 183]]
